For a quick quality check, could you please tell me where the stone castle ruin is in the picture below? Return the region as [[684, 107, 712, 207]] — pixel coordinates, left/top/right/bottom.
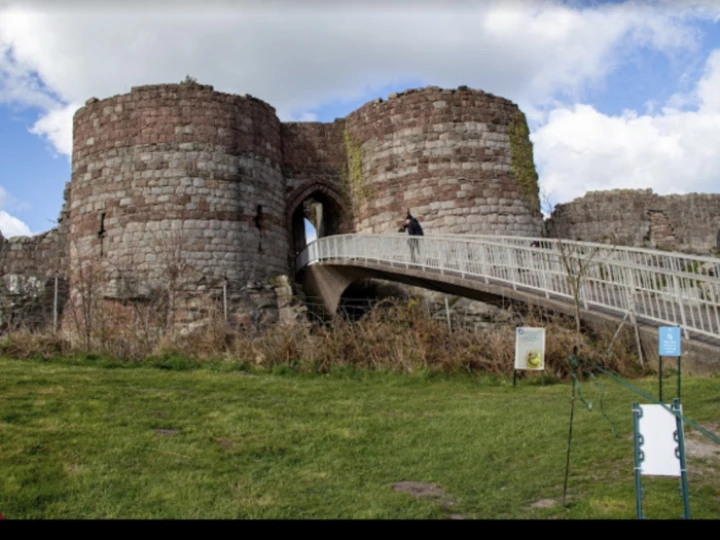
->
[[2, 81, 718, 334], [545, 188, 720, 255], [0, 82, 545, 332]]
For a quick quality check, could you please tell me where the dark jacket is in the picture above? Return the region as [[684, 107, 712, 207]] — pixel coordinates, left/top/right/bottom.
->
[[403, 217, 424, 236]]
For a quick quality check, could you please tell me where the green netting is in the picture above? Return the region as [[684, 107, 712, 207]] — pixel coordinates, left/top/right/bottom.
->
[[567, 352, 720, 446]]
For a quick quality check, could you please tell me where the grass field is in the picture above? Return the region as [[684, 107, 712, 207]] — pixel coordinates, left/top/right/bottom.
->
[[0, 357, 718, 519]]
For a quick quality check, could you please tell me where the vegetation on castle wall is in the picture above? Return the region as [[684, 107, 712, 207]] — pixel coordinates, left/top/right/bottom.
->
[[342, 127, 369, 205], [508, 111, 540, 212], [338, 168, 351, 204]]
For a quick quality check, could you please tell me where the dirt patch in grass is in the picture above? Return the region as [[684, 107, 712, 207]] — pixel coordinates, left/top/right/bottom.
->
[[392, 481, 458, 508], [212, 438, 235, 451], [532, 498, 558, 508], [154, 429, 178, 436], [686, 438, 720, 460], [686, 424, 720, 459], [686, 423, 720, 477]]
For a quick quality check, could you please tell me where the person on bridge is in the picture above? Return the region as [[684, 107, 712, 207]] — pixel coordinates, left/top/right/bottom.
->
[[399, 211, 424, 263]]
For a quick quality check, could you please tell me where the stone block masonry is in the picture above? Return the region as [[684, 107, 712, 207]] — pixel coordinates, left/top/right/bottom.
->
[[546, 188, 720, 255], [0, 81, 554, 332], [3, 81, 718, 334], [70, 84, 288, 296], [344, 87, 544, 236], [0, 182, 71, 330]]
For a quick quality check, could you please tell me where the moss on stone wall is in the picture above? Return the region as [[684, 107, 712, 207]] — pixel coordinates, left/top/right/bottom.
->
[[342, 127, 369, 204], [508, 111, 540, 212], [339, 167, 351, 203]]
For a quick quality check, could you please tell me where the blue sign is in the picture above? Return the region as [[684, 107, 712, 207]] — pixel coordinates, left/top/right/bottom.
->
[[658, 326, 681, 356]]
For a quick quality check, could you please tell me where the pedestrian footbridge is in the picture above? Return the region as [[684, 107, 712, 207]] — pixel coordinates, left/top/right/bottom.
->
[[295, 234, 720, 366]]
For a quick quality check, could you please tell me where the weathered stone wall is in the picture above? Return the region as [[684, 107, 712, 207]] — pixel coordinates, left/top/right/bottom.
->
[[0, 182, 70, 278], [281, 120, 352, 260], [0, 81, 558, 333], [0, 182, 71, 330], [343, 86, 544, 235], [282, 120, 348, 206], [69, 83, 290, 307], [0, 228, 64, 278], [661, 193, 720, 254], [546, 188, 720, 255]]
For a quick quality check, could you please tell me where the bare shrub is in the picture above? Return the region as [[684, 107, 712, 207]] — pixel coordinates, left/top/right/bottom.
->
[[2, 279, 647, 380]]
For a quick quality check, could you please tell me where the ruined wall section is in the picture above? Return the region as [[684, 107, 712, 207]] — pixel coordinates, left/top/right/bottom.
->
[[546, 189, 720, 254], [0, 182, 71, 329], [0, 181, 71, 278], [281, 120, 353, 250], [282, 120, 348, 203], [546, 189, 659, 246], [661, 193, 720, 254], [343, 86, 543, 235], [70, 83, 289, 306]]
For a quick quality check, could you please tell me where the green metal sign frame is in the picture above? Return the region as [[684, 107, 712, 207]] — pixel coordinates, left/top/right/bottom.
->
[[632, 398, 690, 519]]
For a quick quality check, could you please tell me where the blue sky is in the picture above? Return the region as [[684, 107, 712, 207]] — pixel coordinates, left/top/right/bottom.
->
[[1, 0, 719, 239]]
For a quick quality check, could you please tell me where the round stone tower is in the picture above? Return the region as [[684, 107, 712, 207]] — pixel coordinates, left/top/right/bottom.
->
[[343, 86, 543, 235], [68, 83, 288, 319]]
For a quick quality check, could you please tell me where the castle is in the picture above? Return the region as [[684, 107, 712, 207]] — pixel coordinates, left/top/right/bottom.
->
[[1, 81, 718, 332], [0, 82, 544, 330]]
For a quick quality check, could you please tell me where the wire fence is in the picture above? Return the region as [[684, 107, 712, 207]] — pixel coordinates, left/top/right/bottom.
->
[[0, 276, 70, 333], [0, 272, 531, 337]]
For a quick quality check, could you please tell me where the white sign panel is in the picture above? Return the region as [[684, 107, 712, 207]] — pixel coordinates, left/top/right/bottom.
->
[[514, 327, 545, 370], [638, 404, 683, 477]]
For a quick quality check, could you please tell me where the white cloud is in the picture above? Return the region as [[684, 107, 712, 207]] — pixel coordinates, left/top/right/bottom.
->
[[534, 47, 720, 207], [695, 49, 720, 113], [1, 0, 719, 228], [0, 43, 58, 109], [0, 186, 32, 237], [0, 210, 31, 237], [28, 101, 77, 156], [0, 0, 717, 159]]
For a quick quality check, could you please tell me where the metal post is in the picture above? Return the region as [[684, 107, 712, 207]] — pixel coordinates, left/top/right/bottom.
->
[[672, 275, 689, 340], [677, 355, 682, 402], [629, 308, 643, 367], [659, 355, 663, 403], [673, 398, 691, 519], [562, 375, 577, 508], [444, 297, 451, 331], [632, 403, 645, 519], [53, 276, 59, 333], [539, 251, 550, 299], [223, 282, 228, 323]]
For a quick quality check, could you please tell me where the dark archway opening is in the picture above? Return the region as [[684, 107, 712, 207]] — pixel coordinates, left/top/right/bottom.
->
[[337, 279, 411, 321], [290, 190, 345, 258]]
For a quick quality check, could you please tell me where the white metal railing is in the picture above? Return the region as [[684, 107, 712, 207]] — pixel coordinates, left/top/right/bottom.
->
[[296, 233, 720, 342]]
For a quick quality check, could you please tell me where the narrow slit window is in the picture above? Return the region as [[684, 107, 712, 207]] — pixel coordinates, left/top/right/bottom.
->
[[98, 212, 107, 256]]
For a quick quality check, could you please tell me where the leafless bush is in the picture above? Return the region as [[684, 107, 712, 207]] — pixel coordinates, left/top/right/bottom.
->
[[5, 264, 648, 377]]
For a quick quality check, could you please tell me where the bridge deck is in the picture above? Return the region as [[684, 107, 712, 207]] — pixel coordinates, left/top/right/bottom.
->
[[297, 234, 720, 348]]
